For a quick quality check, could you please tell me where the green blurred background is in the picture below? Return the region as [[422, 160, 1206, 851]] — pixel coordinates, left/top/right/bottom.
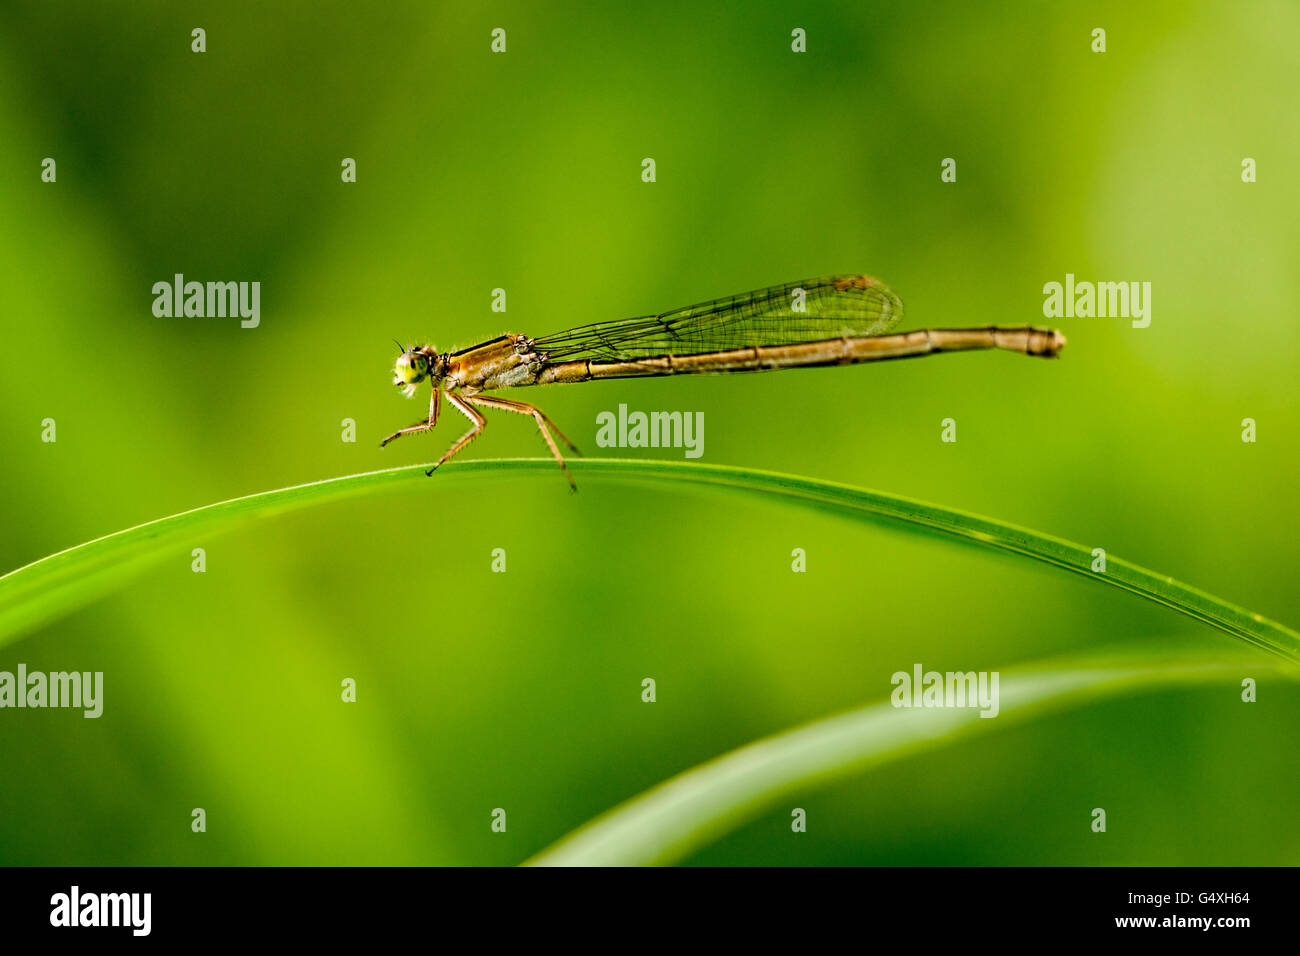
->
[[1, 0, 1297, 865]]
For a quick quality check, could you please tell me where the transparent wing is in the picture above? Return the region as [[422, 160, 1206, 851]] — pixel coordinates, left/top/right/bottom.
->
[[533, 275, 904, 362]]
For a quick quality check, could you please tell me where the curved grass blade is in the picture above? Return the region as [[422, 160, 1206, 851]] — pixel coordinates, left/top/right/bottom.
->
[[526, 651, 1299, 867], [0, 459, 1297, 660]]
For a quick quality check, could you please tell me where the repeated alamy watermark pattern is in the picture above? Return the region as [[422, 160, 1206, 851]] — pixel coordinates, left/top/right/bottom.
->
[[891, 664, 999, 718], [595, 403, 704, 458], [0, 664, 103, 718], [152, 273, 260, 328]]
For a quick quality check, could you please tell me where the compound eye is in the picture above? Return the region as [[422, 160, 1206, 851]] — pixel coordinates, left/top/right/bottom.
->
[[399, 353, 428, 384]]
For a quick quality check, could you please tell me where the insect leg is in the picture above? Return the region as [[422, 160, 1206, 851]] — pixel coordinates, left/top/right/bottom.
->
[[467, 394, 577, 491], [380, 387, 445, 447], [426, 391, 487, 477], [380, 418, 434, 447]]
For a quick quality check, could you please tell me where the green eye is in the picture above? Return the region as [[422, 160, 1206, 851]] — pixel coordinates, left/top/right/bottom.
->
[[393, 349, 437, 388], [396, 354, 424, 384]]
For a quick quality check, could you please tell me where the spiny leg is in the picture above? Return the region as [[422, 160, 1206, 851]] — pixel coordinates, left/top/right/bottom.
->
[[380, 418, 432, 447], [535, 404, 580, 454], [467, 394, 577, 491], [426, 391, 486, 476], [380, 387, 442, 447], [469, 394, 581, 453]]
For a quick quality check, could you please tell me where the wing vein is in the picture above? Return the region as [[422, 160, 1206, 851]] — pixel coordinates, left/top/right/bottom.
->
[[534, 275, 904, 362]]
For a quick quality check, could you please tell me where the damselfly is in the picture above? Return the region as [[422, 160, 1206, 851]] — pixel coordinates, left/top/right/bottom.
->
[[382, 274, 1066, 489]]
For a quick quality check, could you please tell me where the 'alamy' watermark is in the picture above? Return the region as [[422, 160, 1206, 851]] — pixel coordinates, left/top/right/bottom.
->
[[595, 403, 703, 458], [152, 273, 260, 328], [1043, 273, 1151, 328], [0, 664, 102, 717], [891, 663, 999, 718], [50, 886, 150, 936]]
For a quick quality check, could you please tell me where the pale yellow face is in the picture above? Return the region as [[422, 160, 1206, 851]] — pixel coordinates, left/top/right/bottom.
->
[[393, 350, 430, 397]]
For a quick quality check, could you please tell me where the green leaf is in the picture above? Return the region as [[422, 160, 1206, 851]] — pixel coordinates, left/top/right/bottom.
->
[[526, 650, 1297, 866], [2, 459, 1297, 660]]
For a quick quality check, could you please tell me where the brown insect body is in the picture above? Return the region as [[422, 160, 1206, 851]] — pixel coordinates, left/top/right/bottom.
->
[[381, 275, 1066, 490]]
